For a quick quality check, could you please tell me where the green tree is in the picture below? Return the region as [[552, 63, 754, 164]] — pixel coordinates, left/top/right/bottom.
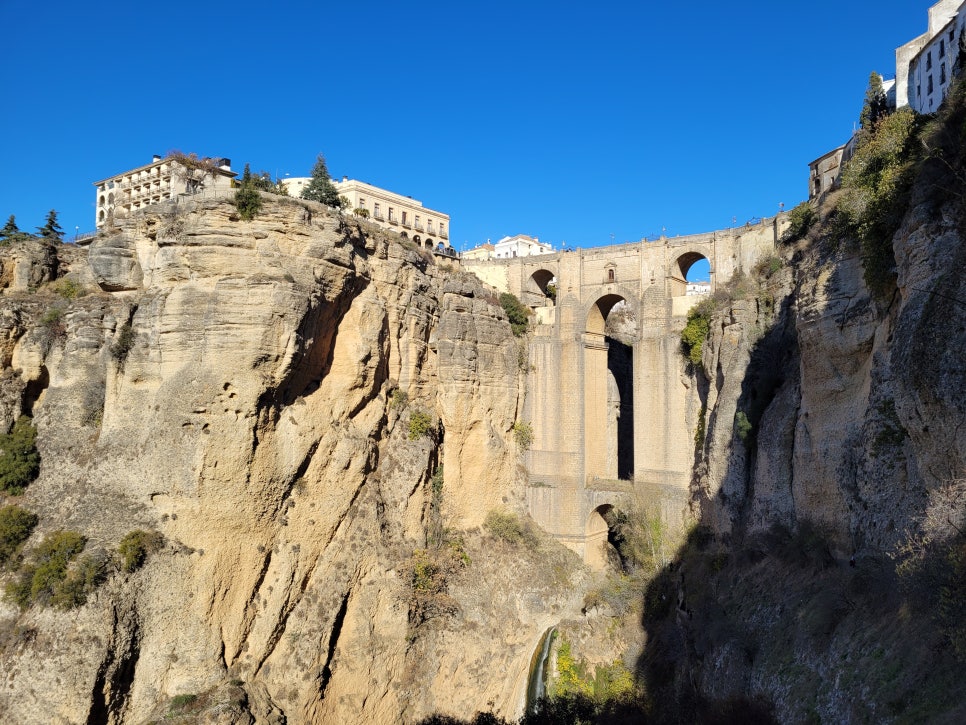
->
[[234, 163, 264, 221], [859, 71, 889, 130], [36, 209, 63, 242], [0, 416, 41, 495], [299, 154, 341, 207], [0, 215, 32, 245]]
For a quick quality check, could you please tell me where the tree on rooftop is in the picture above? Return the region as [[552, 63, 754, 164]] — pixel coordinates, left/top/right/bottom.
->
[[300, 154, 341, 207], [36, 210, 63, 243]]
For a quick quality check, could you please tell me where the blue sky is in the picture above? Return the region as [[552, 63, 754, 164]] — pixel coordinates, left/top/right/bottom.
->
[[0, 0, 932, 278]]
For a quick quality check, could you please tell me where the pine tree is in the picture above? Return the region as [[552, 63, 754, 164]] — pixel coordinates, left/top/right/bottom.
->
[[36, 210, 63, 242], [0, 215, 19, 243], [299, 154, 341, 207]]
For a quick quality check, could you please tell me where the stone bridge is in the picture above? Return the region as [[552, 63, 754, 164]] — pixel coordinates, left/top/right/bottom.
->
[[463, 214, 789, 567]]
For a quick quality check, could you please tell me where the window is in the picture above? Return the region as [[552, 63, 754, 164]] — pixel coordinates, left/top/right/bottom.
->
[[940, 39, 946, 58], [608, 268, 615, 283], [374, 202, 381, 218], [427, 219, 434, 233], [928, 75, 934, 94], [359, 197, 366, 207], [401, 211, 407, 224], [388, 207, 395, 222], [941, 63, 947, 84], [917, 84, 921, 98], [927, 51, 933, 71]]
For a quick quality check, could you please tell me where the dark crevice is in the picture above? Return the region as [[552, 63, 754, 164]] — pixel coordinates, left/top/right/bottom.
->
[[318, 590, 351, 701], [86, 607, 140, 725]]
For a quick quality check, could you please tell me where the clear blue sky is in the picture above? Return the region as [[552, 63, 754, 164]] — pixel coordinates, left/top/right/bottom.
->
[[0, 1, 931, 267]]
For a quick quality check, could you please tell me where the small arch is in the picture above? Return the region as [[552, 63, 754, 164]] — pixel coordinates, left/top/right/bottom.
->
[[400, 231, 408, 239], [670, 251, 711, 297], [413, 235, 421, 244], [586, 293, 627, 336], [99, 195, 106, 206], [425, 238, 434, 248], [525, 269, 557, 307], [585, 504, 616, 570], [608, 268, 615, 283], [108, 193, 114, 204], [99, 210, 106, 222]]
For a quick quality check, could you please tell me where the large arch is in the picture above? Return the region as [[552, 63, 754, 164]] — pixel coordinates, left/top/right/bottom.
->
[[584, 293, 634, 482]]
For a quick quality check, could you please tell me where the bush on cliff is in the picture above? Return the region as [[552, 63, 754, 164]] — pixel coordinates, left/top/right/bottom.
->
[[499, 293, 529, 336], [680, 298, 713, 368], [0, 506, 38, 567], [0, 416, 41, 495], [118, 529, 164, 572], [5, 530, 93, 610]]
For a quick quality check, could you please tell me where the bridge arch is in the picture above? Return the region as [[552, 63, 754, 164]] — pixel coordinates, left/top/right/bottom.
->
[[669, 250, 711, 297], [523, 268, 558, 308], [585, 504, 615, 570], [583, 291, 636, 483]]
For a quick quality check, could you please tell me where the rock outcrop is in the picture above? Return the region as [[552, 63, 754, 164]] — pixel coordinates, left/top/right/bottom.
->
[[0, 194, 584, 724]]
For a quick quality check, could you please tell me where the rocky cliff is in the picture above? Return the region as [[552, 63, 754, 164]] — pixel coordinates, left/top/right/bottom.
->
[[643, 99, 966, 721], [0, 194, 585, 724]]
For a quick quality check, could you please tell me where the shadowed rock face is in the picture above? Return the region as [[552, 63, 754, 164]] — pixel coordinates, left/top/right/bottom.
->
[[0, 196, 586, 724]]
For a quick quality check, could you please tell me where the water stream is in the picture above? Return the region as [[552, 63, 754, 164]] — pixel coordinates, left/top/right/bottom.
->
[[525, 627, 556, 713]]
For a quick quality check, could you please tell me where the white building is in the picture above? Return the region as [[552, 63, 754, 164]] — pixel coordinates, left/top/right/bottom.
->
[[283, 176, 451, 249], [897, 0, 966, 112], [93, 154, 236, 228], [492, 234, 553, 259], [686, 282, 711, 296]]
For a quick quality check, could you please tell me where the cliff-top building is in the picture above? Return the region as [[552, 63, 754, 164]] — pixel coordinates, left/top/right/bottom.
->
[[282, 176, 451, 249], [93, 154, 236, 228]]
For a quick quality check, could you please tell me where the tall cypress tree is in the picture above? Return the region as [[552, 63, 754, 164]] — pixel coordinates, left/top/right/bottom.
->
[[859, 72, 888, 130], [299, 154, 341, 207]]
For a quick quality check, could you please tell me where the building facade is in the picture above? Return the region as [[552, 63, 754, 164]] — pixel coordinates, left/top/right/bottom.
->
[[93, 154, 236, 228], [897, 0, 966, 112], [283, 176, 451, 249], [492, 234, 553, 259], [808, 144, 847, 199]]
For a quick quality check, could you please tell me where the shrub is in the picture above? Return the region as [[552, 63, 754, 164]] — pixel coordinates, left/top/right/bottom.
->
[[408, 410, 433, 440], [404, 542, 467, 625], [170, 694, 198, 711], [754, 255, 784, 280], [681, 298, 713, 368], [484, 510, 540, 549], [512, 421, 534, 450], [234, 184, 262, 221], [5, 530, 88, 610], [0, 416, 40, 495], [390, 389, 409, 410], [781, 201, 816, 242], [39, 306, 66, 344], [0, 506, 38, 567], [499, 292, 529, 336], [50, 278, 80, 300], [735, 411, 752, 443], [118, 529, 164, 572], [110, 321, 135, 366]]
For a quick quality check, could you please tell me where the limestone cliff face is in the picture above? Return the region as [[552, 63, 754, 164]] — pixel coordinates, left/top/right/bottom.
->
[[695, 191, 965, 552], [0, 195, 583, 724]]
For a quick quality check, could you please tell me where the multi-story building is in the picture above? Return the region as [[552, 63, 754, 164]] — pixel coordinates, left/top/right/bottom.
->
[[492, 234, 553, 259], [808, 144, 847, 199], [283, 176, 451, 249], [897, 0, 966, 112], [461, 242, 495, 261], [93, 154, 236, 228]]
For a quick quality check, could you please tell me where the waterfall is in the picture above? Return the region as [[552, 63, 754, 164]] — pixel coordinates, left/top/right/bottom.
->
[[525, 627, 556, 713]]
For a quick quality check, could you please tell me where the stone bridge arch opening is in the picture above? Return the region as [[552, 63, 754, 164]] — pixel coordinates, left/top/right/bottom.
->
[[523, 268, 557, 309], [584, 294, 634, 483], [585, 503, 626, 570], [669, 251, 711, 298]]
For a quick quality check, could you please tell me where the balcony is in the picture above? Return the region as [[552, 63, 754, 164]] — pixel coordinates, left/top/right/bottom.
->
[[373, 212, 385, 221], [401, 219, 412, 228], [414, 223, 424, 232], [387, 217, 398, 225], [440, 229, 448, 239]]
